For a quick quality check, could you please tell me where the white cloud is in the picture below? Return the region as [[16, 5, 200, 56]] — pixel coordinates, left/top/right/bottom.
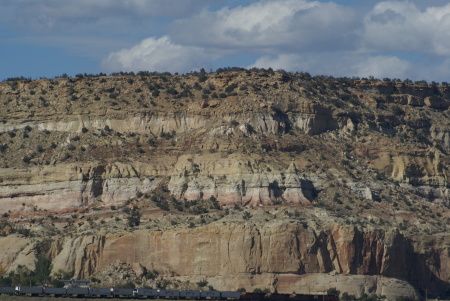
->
[[362, 1, 450, 56], [248, 54, 314, 73], [4, 0, 450, 81], [99, 0, 450, 80], [168, 0, 357, 52], [165, 0, 450, 58], [101, 36, 213, 74], [249, 52, 450, 82], [249, 53, 413, 80], [353, 55, 412, 79]]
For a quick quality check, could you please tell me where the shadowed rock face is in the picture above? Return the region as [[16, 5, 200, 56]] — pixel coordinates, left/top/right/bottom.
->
[[2, 72, 450, 299]]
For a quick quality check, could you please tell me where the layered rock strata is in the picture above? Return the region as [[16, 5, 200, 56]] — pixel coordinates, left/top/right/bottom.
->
[[2, 72, 450, 299]]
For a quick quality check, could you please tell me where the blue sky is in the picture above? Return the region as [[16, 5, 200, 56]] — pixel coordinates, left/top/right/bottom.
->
[[2, 0, 450, 82]]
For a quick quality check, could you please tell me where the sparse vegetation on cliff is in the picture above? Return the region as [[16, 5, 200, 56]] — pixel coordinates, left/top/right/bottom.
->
[[1, 69, 450, 299]]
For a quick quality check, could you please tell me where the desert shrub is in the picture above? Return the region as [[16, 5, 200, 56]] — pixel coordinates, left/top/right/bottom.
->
[[166, 87, 178, 95], [127, 207, 141, 227], [116, 281, 135, 289], [109, 92, 119, 99], [160, 130, 175, 139], [341, 293, 357, 301], [156, 200, 170, 211], [197, 279, 208, 287], [327, 288, 340, 296], [146, 270, 159, 280], [156, 279, 170, 289], [209, 196, 221, 210], [253, 288, 270, 293], [15, 227, 31, 237], [194, 82, 202, 90], [243, 211, 252, 220]]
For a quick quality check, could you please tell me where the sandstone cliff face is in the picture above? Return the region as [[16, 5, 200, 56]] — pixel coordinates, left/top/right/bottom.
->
[[167, 155, 313, 206], [2, 71, 450, 299], [0, 162, 166, 212], [0, 234, 36, 273], [0, 155, 316, 212], [32, 220, 441, 298]]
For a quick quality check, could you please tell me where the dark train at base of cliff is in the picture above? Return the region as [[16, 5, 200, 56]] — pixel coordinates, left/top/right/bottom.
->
[[0, 286, 339, 301]]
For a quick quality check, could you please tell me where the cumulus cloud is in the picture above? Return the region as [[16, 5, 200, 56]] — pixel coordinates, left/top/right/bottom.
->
[[249, 52, 450, 82], [249, 53, 413, 80], [4, 0, 450, 81], [362, 1, 450, 55], [353, 55, 412, 79], [101, 36, 213, 74], [168, 0, 358, 52], [99, 0, 450, 80]]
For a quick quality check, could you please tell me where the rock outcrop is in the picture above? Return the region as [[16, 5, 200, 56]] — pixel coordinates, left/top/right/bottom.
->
[[26, 221, 441, 298], [2, 71, 450, 299]]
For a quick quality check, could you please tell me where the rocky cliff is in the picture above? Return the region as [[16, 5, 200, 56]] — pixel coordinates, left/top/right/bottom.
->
[[1, 70, 450, 299]]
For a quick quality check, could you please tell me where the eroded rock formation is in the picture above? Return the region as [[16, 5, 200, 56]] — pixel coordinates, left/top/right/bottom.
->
[[2, 71, 450, 299]]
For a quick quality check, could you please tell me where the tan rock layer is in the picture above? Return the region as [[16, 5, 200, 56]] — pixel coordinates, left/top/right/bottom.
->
[[0, 154, 317, 212], [39, 222, 449, 296]]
